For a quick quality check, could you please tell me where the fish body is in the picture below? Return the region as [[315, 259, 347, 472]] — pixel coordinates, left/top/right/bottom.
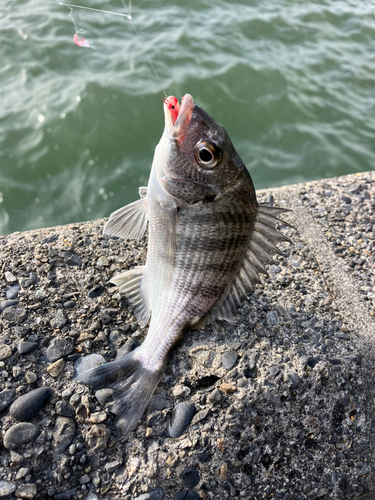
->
[[77, 94, 290, 436]]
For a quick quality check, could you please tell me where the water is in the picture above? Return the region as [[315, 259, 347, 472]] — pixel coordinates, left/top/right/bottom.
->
[[1, 0, 374, 235]]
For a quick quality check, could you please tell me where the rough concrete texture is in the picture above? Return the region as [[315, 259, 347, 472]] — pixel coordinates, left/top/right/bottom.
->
[[0, 171, 374, 500]]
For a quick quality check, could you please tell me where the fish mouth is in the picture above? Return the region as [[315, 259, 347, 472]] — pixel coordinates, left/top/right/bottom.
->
[[163, 94, 194, 145]]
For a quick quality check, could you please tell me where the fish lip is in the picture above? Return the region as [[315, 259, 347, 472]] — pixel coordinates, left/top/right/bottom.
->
[[164, 94, 194, 143]]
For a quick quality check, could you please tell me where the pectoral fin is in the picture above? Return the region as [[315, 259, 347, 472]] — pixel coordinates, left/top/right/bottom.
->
[[111, 266, 150, 328], [103, 187, 148, 240]]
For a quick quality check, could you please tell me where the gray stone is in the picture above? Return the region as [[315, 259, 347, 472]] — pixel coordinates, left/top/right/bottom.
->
[[64, 252, 82, 266], [222, 351, 238, 370], [45, 338, 73, 362], [174, 492, 199, 500], [85, 424, 109, 452], [4, 271, 17, 282], [248, 352, 260, 370], [134, 487, 165, 500], [56, 401, 75, 418], [63, 300, 76, 309], [95, 388, 114, 406], [167, 402, 195, 438], [9, 387, 51, 421], [207, 388, 222, 404], [3, 307, 28, 324], [181, 467, 200, 488], [50, 311, 67, 329], [52, 417, 76, 453], [88, 285, 105, 298], [54, 487, 79, 499], [116, 338, 140, 359], [6, 284, 20, 299], [15, 483, 37, 498], [17, 340, 40, 355], [0, 480, 16, 498], [0, 389, 15, 412], [290, 372, 301, 389], [105, 458, 122, 473], [3, 423, 39, 450], [0, 299, 19, 312], [75, 353, 106, 378], [0, 344, 12, 360]]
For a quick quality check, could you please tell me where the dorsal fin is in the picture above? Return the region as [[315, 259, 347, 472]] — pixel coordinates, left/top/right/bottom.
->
[[200, 204, 292, 325], [110, 266, 150, 328], [103, 187, 148, 240]]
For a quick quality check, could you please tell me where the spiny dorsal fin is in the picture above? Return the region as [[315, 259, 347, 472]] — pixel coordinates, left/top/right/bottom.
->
[[103, 187, 148, 240], [201, 204, 292, 325], [110, 266, 150, 328]]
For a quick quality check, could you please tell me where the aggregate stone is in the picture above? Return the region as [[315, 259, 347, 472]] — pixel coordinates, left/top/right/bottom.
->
[[0, 480, 16, 498], [0, 299, 19, 312], [248, 351, 260, 370], [116, 338, 140, 359], [167, 402, 195, 438], [63, 300, 76, 309], [24, 371, 37, 384], [15, 483, 37, 498], [5, 271, 17, 282], [45, 338, 73, 362], [50, 310, 67, 329], [221, 351, 238, 370], [180, 467, 200, 488], [3, 422, 39, 450], [47, 358, 65, 377], [75, 353, 106, 378], [290, 372, 301, 389], [0, 389, 15, 412], [134, 487, 165, 500], [64, 252, 82, 266], [105, 458, 122, 473], [95, 388, 114, 406], [17, 340, 40, 355], [87, 285, 105, 298], [0, 344, 12, 360], [54, 487, 79, 499], [85, 424, 110, 452], [85, 494, 99, 500], [3, 307, 28, 324], [9, 387, 51, 421], [55, 401, 75, 418], [52, 417, 76, 453], [174, 491, 199, 500], [6, 284, 20, 299]]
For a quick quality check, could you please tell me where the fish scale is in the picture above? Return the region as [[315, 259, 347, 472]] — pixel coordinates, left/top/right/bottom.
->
[[77, 93, 292, 437]]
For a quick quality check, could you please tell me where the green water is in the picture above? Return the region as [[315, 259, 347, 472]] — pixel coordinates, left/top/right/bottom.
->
[[1, 0, 374, 235]]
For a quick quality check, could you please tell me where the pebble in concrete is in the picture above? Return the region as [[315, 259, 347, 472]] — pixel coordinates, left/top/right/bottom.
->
[[6, 284, 20, 299], [222, 351, 238, 370], [0, 480, 16, 498], [52, 417, 76, 453], [9, 387, 51, 421], [180, 467, 200, 488], [0, 389, 15, 412], [95, 388, 114, 406], [75, 353, 106, 378], [47, 358, 65, 377], [174, 492, 199, 500], [17, 340, 40, 355], [134, 487, 165, 500], [3, 423, 39, 450], [168, 402, 195, 438], [0, 345, 12, 361], [15, 483, 37, 498], [208, 388, 222, 404], [45, 338, 73, 362]]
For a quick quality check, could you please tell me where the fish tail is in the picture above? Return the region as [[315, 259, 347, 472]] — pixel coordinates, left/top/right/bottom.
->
[[76, 348, 164, 437]]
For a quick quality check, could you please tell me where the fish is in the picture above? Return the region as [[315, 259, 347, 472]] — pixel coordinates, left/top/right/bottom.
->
[[77, 93, 291, 437]]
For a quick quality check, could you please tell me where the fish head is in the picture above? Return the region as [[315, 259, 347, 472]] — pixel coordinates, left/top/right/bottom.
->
[[161, 94, 252, 205]]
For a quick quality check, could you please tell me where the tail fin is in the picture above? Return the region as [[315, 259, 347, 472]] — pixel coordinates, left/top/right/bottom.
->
[[76, 348, 164, 437]]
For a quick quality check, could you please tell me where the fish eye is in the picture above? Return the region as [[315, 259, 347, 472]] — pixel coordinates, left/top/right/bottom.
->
[[194, 141, 221, 169]]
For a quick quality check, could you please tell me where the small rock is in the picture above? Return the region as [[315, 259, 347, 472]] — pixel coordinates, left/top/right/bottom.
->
[[168, 402, 195, 438], [0, 480, 16, 497], [174, 492, 199, 500], [342, 195, 352, 204], [15, 483, 37, 498], [134, 488, 165, 500], [3, 422, 39, 450], [95, 388, 114, 406], [0, 299, 19, 312], [267, 310, 278, 325], [6, 284, 20, 299], [24, 371, 37, 384], [52, 417, 76, 453], [10, 451, 24, 465], [64, 252, 82, 266], [90, 411, 107, 423], [306, 357, 321, 368], [10, 387, 51, 422], [5, 271, 17, 282], [56, 401, 75, 418], [248, 352, 260, 370], [85, 424, 110, 452], [88, 285, 105, 298], [181, 467, 200, 488], [290, 372, 301, 389], [15, 467, 30, 479], [2, 307, 27, 324], [105, 458, 122, 473], [96, 256, 109, 267], [191, 408, 209, 425], [172, 385, 191, 397], [208, 388, 222, 404], [75, 354, 106, 378], [54, 487, 79, 499], [17, 341, 40, 355], [149, 389, 167, 412], [360, 463, 369, 475], [50, 311, 67, 329], [222, 351, 238, 370], [116, 338, 140, 359], [0, 389, 15, 412], [79, 475, 91, 485], [63, 300, 76, 309], [85, 494, 99, 500], [0, 344, 12, 361], [219, 383, 236, 394], [47, 358, 65, 377], [45, 338, 73, 362]]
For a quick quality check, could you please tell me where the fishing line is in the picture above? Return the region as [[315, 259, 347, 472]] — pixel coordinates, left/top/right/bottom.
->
[[60, 3, 132, 20]]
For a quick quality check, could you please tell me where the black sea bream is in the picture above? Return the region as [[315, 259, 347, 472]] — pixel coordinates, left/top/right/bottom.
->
[[77, 94, 291, 436]]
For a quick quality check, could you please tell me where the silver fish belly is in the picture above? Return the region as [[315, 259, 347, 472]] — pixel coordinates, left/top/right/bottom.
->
[[77, 94, 291, 437]]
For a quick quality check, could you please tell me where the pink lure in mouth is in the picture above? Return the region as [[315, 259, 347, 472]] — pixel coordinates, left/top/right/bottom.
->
[[163, 96, 180, 125]]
